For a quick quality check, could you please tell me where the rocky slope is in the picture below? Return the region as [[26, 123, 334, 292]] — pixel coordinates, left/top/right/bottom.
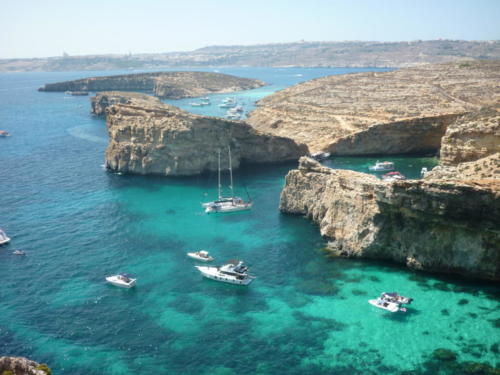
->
[[280, 157, 500, 280], [39, 71, 264, 99], [91, 91, 161, 115], [0, 356, 50, 375], [104, 95, 307, 176], [439, 107, 500, 165], [3, 40, 500, 72], [248, 61, 500, 153]]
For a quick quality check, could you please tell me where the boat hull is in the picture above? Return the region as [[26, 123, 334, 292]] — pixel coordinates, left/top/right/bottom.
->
[[205, 203, 252, 214], [196, 266, 253, 285], [105, 276, 136, 288], [368, 299, 400, 312], [0, 237, 11, 245], [187, 253, 214, 262]]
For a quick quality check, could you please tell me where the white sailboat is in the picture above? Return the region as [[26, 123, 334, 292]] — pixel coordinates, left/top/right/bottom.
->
[[202, 147, 252, 214]]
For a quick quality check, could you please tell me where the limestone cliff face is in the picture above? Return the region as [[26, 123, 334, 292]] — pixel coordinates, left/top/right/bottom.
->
[[248, 61, 500, 153], [105, 100, 307, 176], [439, 108, 500, 165], [39, 71, 264, 99], [0, 356, 49, 375], [91, 91, 161, 116], [280, 157, 500, 280]]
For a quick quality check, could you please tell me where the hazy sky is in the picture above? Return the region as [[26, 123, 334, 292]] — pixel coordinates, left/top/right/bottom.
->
[[1, 0, 499, 58]]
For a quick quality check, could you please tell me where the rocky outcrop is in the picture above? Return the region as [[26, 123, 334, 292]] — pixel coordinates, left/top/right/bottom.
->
[[39, 71, 264, 99], [105, 99, 307, 176], [279, 157, 500, 280], [91, 91, 161, 116], [248, 61, 500, 153], [439, 107, 500, 165], [0, 356, 50, 375]]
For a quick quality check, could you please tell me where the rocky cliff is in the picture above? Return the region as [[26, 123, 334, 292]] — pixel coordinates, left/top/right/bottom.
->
[[248, 61, 500, 153], [104, 97, 307, 176], [91, 91, 161, 116], [439, 107, 500, 165], [39, 71, 264, 99], [0, 356, 50, 375], [280, 157, 500, 280]]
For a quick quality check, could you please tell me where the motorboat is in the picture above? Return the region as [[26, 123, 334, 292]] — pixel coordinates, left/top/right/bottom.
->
[[311, 152, 331, 161], [0, 130, 11, 137], [421, 167, 428, 178], [0, 229, 11, 245], [202, 147, 252, 214], [200, 97, 211, 105], [225, 108, 242, 120], [233, 105, 244, 113], [195, 260, 255, 285], [369, 161, 395, 172], [189, 102, 204, 107], [13, 250, 26, 256], [382, 171, 406, 182], [187, 250, 214, 262], [369, 292, 413, 313], [222, 97, 235, 104], [219, 102, 236, 108], [105, 274, 136, 288]]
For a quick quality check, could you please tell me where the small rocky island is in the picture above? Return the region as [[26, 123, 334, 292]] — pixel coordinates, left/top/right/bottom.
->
[[39, 71, 264, 99], [279, 107, 499, 281], [248, 61, 500, 153], [102, 92, 306, 175], [0, 356, 51, 375]]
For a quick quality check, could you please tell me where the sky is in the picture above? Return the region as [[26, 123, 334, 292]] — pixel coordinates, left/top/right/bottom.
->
[[1, 0, 499, 59]]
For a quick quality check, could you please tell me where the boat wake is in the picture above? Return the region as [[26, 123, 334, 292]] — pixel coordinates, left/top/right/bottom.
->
[[67, 125, 107, 144]]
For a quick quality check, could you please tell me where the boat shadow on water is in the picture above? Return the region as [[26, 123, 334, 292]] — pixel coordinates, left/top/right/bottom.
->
[[379, 307, 421, 322]]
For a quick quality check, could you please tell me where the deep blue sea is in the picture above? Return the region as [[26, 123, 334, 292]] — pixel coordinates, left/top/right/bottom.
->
[[0, 68, 498, 375]]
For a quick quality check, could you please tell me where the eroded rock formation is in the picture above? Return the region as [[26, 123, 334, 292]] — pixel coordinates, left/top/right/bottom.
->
[[104, 97, 307, 176], [91, 91, 161, 116], [0, 356, 50, 375], [439, 107, 500, 165], [39, 71, 264, 99], [280, 157, 500, 280], [248, 61, 500, 153]]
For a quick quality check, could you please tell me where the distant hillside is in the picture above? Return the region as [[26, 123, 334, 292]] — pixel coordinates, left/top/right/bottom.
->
[[1, 40, 499, 72]]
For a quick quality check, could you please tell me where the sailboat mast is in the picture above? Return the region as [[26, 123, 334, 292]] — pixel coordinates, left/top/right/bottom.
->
[[218, 148, 222, 200], [228, 146, 234, 198]]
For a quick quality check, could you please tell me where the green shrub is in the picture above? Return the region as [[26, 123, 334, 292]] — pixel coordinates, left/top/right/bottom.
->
[[2, 370, 14, 375], [35, 364, 52, 375]]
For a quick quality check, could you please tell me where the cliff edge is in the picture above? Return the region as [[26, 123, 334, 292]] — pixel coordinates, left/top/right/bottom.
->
[[248, 61, 500, 154], [0, 356, 50, 375], [280, 156, 500, 280], [104, 94, 307, 176]]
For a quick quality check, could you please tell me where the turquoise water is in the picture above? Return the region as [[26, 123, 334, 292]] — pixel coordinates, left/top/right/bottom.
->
[[0, 69, 498, 375]]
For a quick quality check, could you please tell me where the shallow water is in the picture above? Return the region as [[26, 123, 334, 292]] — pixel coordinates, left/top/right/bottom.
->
[[0, 68, 498, 374]]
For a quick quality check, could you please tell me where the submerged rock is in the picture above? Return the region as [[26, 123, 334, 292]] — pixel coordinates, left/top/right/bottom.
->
[[104, 95, 307, 176]]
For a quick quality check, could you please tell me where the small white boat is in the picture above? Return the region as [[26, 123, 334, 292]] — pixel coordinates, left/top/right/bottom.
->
[[368, 298, 401, 312], [0, 229, 11, 245], [369, 292, 412, 313], [421, 167, 428, 178], [0, 130, 11, 137], [222, 97, 235, 104], [369, 161, 395, 172], [189, 102, 204, 107], [311, 152, 331, 161], [195, 260, 255, 285], [219, 102, 236, 108], [187, 250, 214, 262], [382, 171, 406, 182], [13, 250, 26, 256], [105, 274, 136, 288]]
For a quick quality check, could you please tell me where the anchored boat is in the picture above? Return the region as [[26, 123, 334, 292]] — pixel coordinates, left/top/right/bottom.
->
[[195, 259, 255, 285], [369, 292, 413, 313], [106, 274, 136, 288], [369, 161, 395, 172], [382, 171, 406, 181], [203, 147, 252, 214], [187, 250, 214, 262]]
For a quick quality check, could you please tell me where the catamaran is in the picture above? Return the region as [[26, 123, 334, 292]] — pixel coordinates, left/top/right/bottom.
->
[[203, 148, 252, 214]]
